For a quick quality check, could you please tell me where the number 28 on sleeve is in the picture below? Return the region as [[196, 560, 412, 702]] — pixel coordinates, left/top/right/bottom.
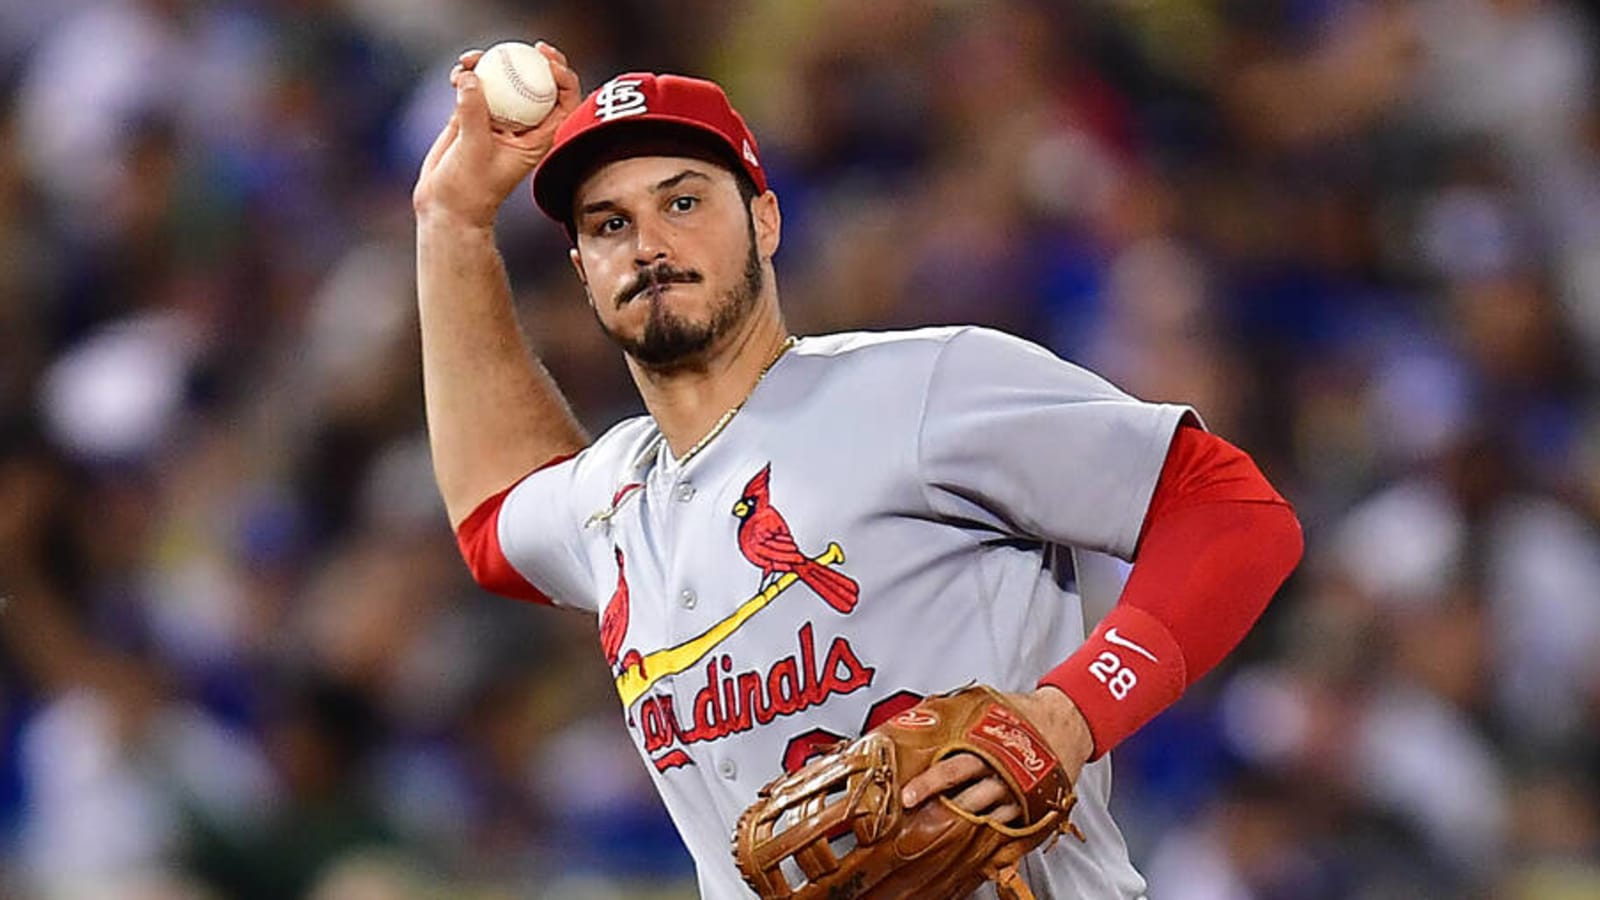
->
[[1040, 605, 1187, 758]]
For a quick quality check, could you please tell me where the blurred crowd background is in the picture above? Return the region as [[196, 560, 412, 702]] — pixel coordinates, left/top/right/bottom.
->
[[2, 0, 1599, 898]]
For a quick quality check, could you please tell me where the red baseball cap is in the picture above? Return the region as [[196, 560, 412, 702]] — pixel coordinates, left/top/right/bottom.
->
[[531, 72, 767, 230]]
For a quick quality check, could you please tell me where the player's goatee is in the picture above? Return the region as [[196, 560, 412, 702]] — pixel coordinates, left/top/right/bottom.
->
[[598, 225, 764, 369]]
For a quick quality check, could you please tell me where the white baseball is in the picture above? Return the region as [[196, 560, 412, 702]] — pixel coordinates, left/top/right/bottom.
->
[[475, 41, 558, 129]]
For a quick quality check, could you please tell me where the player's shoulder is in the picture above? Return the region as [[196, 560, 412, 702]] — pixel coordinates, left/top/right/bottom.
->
[[792, 325, 1039, 367], [587, 412, 656, 443], [793, 325, 967, 358], [560, 414, 660, 484], [587, 414, 658, 457], [799, 326, 1133, 408], [795, 325, 1071, 373]]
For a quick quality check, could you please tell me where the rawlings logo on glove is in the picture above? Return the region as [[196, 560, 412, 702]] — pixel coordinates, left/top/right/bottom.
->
[[975, 706, 1055, 781], [732, 686, 1084, 900]]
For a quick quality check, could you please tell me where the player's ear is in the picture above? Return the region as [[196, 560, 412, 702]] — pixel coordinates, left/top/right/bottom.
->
[[751, 190, 780, 260], [568, 247, 591, 298]]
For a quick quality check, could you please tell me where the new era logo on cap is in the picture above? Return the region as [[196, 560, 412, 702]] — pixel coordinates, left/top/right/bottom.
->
[[531, 71, 768, 229]]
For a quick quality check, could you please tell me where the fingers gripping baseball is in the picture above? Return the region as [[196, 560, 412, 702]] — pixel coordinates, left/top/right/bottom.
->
[[413, 41, 582, 227]]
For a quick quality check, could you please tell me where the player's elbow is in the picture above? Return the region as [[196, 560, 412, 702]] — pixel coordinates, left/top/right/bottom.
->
[[1262, 497, 1305, 592]]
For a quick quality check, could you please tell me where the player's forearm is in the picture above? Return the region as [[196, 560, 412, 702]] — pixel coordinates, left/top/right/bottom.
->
[[1039, 427, 1303, 758], [416, 212, 588, 526]]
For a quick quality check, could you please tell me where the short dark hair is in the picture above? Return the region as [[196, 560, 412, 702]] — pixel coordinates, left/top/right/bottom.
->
[[732, 166, 760, 207]]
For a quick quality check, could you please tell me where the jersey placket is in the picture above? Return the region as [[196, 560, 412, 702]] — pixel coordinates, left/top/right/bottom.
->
[[653, 447, 763, 816], [648, 455, 705, 765]]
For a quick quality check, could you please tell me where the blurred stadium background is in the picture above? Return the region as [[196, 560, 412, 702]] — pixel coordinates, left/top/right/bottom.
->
[[2, 0, 1600, 898]]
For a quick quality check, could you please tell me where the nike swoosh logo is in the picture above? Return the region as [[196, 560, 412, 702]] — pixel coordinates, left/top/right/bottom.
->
[[1105, 627, 1159, 662]]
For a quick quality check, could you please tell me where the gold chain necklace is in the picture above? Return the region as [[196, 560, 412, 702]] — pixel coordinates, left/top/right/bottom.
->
[[674, 335, 797, 467], [583, 336, 798, 530]]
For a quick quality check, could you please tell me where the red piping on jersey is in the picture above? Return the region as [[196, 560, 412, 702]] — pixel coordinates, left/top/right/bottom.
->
[[454, 454, 577, 604], [1040, 424, 1303, 758]]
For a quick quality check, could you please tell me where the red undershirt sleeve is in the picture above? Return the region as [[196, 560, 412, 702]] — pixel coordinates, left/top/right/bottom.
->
[[453, 454, 577, 604], [1038, 425, 1303, 758]]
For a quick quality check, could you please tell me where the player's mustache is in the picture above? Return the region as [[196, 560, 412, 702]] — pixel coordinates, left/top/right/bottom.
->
[[618, 265, 702, 307]]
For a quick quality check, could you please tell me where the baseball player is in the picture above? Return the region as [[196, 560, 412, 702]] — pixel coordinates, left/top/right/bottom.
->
[[414, 41, 1301, 899]]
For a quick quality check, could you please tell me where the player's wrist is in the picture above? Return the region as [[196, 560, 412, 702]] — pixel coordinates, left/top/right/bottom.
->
[[1016, 686, 1094, 771], [1040, 605, 1188, 760], [415, 205, 500, 242], [414, 168, 527, 231]]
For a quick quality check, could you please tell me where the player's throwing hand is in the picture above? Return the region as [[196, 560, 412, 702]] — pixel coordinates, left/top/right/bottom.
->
[[412, 41, 582, 229]]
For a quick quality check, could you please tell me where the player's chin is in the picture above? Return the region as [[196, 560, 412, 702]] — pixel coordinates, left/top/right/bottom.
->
[[631, 319, 721, 368]]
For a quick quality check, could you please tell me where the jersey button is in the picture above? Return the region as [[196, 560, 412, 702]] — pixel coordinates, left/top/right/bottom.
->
[[679, 589, 697, 609], [675, 482, 695, 502], [717, 757, 737, 780]]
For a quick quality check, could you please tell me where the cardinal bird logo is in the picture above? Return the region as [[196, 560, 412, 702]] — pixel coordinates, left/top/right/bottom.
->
[[599, 547, 642, 674], [732, 464, 859, 613]]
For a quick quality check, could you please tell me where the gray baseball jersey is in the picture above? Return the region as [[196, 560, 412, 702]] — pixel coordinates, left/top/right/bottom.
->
[[494, 326, 1188, 898]]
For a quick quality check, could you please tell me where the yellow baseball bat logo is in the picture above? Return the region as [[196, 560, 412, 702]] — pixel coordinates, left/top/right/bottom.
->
[[615, 542, 846, 708]]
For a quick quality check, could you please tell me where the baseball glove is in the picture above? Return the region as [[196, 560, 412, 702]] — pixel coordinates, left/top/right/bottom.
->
[[732, 686, 1084, 900]]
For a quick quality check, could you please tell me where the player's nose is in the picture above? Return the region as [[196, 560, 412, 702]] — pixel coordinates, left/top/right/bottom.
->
[[631, 213, 675, 266]]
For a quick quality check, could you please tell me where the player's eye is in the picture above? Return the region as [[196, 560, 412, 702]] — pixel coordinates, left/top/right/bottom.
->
[[595, 215, 628, 236], [669, 195, 698, 213]]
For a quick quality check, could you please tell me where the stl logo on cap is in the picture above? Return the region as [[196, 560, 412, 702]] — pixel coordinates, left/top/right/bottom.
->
[[594, 77, 649, 121], [530, 71, 770, 227]]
